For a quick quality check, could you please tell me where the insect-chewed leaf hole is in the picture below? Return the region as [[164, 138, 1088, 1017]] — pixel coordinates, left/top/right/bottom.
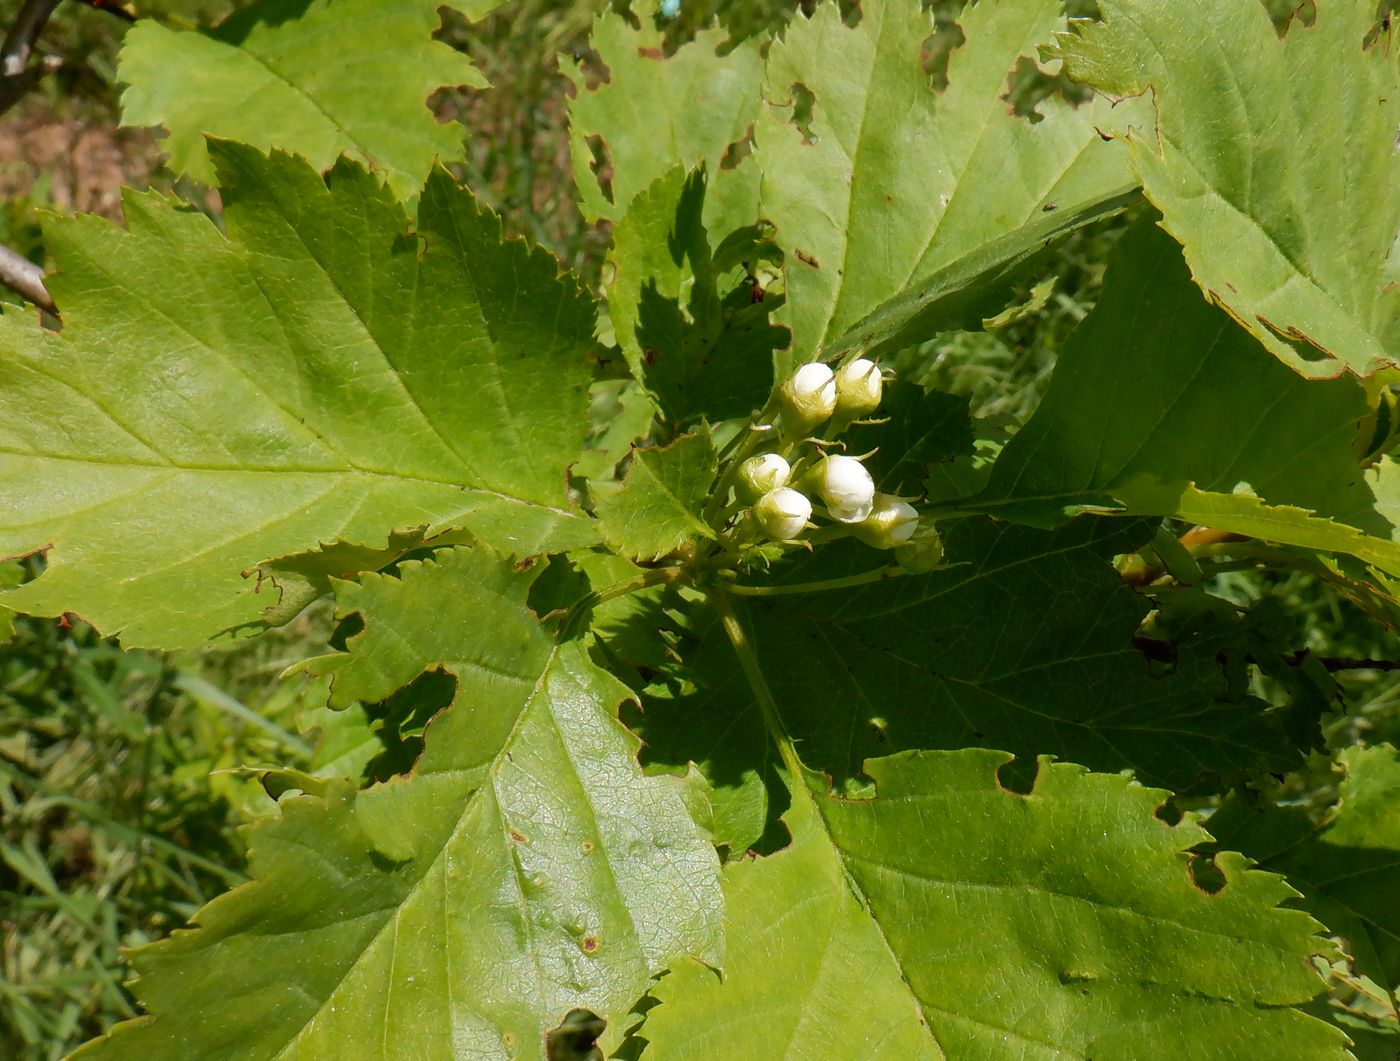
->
[[545, 1008, 606, 1061], [995, 757, 1036, 797]]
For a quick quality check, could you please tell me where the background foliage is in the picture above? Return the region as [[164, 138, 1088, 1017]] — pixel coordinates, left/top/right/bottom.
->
[[1, 0, 1398, 1058]]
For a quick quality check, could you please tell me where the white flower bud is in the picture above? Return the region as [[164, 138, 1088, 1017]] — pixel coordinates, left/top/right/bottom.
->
[[854, 494, 920, 548], [780, 362, 837, 433], [814, 455, 874, 524], [737, 453, 791, 503], [754, 487, 811, 540], [834, 358, 882, 418]]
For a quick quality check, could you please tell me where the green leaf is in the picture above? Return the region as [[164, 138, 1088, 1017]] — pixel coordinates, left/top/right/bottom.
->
[[756, 0, 1140, 368], [566, 5, 764, 229], [597, 432, 718, 562], [728, 519, 1301, 792], [118, 0, 497, 198], [976, 219, 1400, 574], [1211, 744, 1400, 997], [645, 782, 937, 1057], [0, 144, 597, 649], [605, 167, 780, 425], [822, 184, 1140, 364], [76, 546, 722, 1058], [0, 560, 16, 643], [1054, 0, 1400, 377], [645, 751, 1346, 1059]]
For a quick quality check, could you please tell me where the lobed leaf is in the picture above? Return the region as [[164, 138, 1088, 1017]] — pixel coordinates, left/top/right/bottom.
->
[[0, 144, 597, 649], [1054, 0, 1400, 378], [118, 0, 499, 199], [645, 751, 1346, 1059], [75, 546, 722, 1059], [756, 0, 1141, 369]]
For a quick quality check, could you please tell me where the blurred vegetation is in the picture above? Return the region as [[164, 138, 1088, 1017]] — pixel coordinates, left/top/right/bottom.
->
[[1, 0, 1398, 1057]]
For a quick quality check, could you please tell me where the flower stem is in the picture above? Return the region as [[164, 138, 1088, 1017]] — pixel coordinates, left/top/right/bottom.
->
[[724, 565, 904, 597], [703, 400, 779, 528], [558, 566, 684, 641]]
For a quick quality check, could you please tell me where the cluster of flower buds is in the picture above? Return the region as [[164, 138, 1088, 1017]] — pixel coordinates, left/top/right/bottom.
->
[[731, 358, 934, 554], [778, 358, 886, 439]]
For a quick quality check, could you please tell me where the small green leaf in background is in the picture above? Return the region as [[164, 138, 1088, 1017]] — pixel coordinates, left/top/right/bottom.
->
[[645, 750, 1346, 1059], [0, 144, 597, 649], [1054, 0, 1400, 377], [118, 0, 501, 197], [75, 546, 722, 1058], [598, 431, 717, 562]]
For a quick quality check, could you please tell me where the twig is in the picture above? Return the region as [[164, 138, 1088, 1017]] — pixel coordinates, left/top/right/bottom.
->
[[1, 0, 62, 77], [76, 0, 136, 22], [0, 0, 63, 119], [0, 50, 56, 117], [0, 242, 56, 314]]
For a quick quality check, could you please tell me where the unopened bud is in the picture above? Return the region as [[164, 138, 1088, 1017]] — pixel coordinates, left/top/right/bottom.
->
[[780, 362, 837, 434], [835, 358, 882, 418], [854, 494, 920, 549], [812, 455, 874, 524], [737, 453, 791, 503], [754, 487, 812, 540]]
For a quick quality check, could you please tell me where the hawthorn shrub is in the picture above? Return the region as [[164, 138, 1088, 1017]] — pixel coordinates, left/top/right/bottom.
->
[[1, 0, 1399, 1057]]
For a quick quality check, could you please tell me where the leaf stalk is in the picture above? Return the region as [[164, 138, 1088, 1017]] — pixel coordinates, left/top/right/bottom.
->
[[708, 588, 806, 782]]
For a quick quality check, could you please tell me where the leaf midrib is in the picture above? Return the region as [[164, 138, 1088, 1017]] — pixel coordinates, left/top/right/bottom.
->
[[4, 447, 582, 516]]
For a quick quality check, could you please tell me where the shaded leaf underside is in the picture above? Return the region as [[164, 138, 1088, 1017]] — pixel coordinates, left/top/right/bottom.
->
[[976, 219, 1400, 576]]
